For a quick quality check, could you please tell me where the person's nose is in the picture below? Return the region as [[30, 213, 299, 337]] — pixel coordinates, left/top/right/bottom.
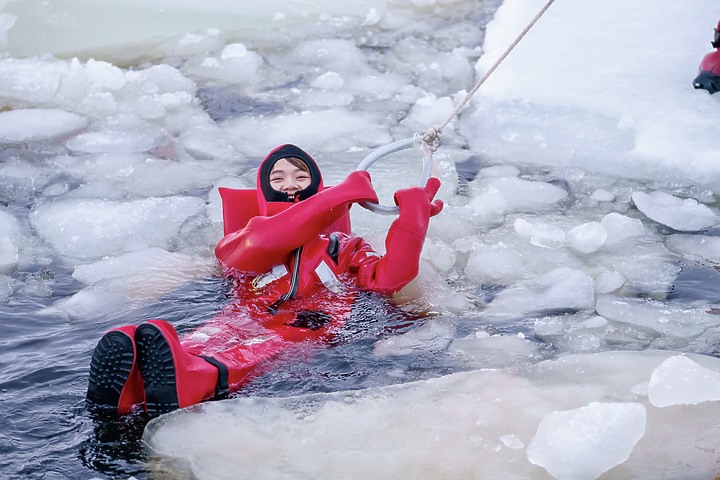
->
[[280, 178, 300, 192]]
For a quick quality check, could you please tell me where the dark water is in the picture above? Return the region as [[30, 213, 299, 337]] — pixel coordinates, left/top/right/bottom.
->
[[1, 202, 719, 480], [2, 258, 717, 479], [0, 269, 215, 479], [2, 142, 720, 478], [0, 265, 464, 479]]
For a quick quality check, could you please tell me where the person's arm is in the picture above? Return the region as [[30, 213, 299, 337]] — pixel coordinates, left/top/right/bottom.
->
[[215, 171, 378, 273], [341, 177, 443, 294]]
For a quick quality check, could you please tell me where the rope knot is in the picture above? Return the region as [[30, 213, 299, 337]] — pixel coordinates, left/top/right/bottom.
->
[[420, 125, 442, 156]]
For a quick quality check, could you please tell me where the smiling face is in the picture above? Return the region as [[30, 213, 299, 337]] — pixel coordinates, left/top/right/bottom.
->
[[268, 157, 312, 199]]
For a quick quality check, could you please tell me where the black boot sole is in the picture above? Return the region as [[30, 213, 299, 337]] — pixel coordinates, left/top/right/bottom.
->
[[86, 330, 135, 412], [135, 323, 180, 417]]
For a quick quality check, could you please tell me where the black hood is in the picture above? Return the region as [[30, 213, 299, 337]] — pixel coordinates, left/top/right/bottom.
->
[[258, 144, 323, 203]]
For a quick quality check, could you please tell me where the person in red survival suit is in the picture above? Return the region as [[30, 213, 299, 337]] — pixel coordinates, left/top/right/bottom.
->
[[86, 144, 443, 417], [693, 20, 720, 94]]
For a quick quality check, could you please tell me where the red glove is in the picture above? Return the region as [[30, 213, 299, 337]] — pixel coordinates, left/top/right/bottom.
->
[[393, 177, 444, 219], [328, 170, 379, 206], [350, 177, 443, 294]]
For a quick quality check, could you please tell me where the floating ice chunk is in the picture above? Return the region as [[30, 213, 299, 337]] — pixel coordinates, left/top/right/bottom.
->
[[567, 222, 607, 254], [648, 355, 720, 407], [533, 315, 606, 353], [514, 218, 566, 249], [560, 331, 605, 353], [66, 128, 161, 153], [125, 63, 196, 95], [80, 91, 117, 116], [221, 108, 392, 157], [73, 248, 214, 300], [65, 113, 169, 153], [582, 315, 608, 329], [145, 351, 720, 479], [527, 402, 646, 480], [156, 29, 225, 57], [291, 88, 354, 109], [611, 251, 680, 296], [403, 94, 454, 131], [191, 43, 264, 83], [346, 72, 407, 100], [596, 295, 720, 338], [373, 318, 455, 357], [312, 71, 344, 91], [590, 188, 615, 202], [0, 237, 18, 275], [500, 434, 524, 449], [0, 58, 62, 103], [631, 191, 719, 232], [179, 117, 237, 160], [50, 250, 213, 319], [665, 234, 720, 264], [0, 109, 87, 143], [0, 274, 12, 302], [593, 268, 625, 293], [600, 212, 645, 246], [563, 168, 585, 182], [85, 59, 126, 90], [469, 177, 567, 220], [478, 165, 520, 178], [220, 43, 248, 60], [0, 210, 20, 274], [54, 152, 226, 198], [421, 238, 456, 272], [30, 196, 205, 261], [449, 333, 540, 369], [45, 278, 129, 321], [533, 316, 564, 336], [464, 242, 524, 282], [363, 7, 382, 25], [292, 38, 372, 75], [468, 177, 567, 223], [483, 268, 595, 319], [393, 261, 472, 313]]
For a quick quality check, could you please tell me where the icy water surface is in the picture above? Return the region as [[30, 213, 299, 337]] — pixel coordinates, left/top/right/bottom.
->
[[2, 0, 720, 478]]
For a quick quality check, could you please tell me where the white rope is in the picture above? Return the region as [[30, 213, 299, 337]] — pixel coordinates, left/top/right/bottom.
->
[[419, 0, 557, 153], [361, 0, 557, 215]]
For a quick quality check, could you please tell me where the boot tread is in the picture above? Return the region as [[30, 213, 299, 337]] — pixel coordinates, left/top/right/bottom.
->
[[135, 323, 180, 416], [86, 330, 135, 410]]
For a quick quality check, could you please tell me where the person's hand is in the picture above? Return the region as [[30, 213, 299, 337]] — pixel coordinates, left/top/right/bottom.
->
[[336, 170, 379, 204], [394, 177, 444, 217]]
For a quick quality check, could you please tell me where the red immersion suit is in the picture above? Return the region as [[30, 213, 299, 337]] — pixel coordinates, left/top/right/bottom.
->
[[693, 20, 720, 94], [87, 144, 443, 416]]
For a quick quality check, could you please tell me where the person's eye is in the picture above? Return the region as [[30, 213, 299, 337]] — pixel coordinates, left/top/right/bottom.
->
[[297, 174, 310, 181]]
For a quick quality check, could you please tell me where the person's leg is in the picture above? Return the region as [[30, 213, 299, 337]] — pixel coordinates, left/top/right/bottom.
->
[[135, 320, 220, 416], [134, 310, 344, 416], [86, 325, 145, 415]]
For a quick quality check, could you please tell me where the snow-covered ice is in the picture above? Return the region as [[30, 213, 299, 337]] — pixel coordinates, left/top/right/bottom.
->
[[632, 191, 720, 232], [527, 402, 646, 480], [648, 355, 720, 407], [144, 351, 720, 479]]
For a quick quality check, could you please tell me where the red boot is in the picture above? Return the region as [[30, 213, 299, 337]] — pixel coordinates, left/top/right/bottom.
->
[[86, 325, 145, 415], [135, 320, 221, 416]]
